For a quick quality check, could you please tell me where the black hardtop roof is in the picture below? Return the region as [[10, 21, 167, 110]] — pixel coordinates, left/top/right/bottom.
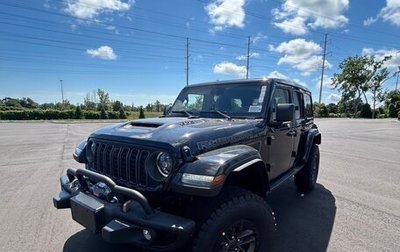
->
[[187, 78, 311, 93]]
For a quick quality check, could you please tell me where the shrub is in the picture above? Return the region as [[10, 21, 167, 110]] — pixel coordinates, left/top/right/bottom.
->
[[119, 109, 127, 119], [100, 108, 109, 119], [75, 106, 83, 119], [359, 103, 372, 118], [388, 104, 397, 118], [139, 106, 145, 119]]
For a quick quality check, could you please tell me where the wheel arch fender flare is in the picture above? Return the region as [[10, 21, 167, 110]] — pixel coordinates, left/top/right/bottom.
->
[[172, 145, 269, 196], [302, 128, 321, 163]]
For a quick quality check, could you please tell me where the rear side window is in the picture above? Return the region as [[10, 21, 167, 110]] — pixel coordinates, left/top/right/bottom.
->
[[304, 94, 313, 117], [294, 91, 304, 119]]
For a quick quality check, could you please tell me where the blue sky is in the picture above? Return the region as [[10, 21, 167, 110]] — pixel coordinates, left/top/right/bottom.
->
[[1, 0, 400, 106]]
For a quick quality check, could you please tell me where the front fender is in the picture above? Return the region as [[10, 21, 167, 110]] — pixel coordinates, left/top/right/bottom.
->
[[171, 145, 261, 196], [301, 128, 321, 163]]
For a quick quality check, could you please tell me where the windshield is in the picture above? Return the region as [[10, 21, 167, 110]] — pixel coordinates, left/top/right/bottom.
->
[[170, 83, 269, 119]]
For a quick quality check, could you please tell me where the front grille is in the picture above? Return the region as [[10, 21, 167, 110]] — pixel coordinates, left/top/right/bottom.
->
[[89, 139, 158, 189]]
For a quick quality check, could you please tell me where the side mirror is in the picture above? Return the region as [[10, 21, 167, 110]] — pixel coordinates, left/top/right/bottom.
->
[[163, 104, 173, 115], [276, 103, 295, 122]]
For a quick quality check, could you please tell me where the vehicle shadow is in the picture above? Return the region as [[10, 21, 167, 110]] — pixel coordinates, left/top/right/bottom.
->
[[63, 230, 143, 252], [64, 181, 335, 252], [267, 181, 336, 252]]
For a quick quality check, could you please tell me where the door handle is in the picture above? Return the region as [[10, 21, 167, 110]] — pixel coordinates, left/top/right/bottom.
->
[[287, 130, 297, 137]]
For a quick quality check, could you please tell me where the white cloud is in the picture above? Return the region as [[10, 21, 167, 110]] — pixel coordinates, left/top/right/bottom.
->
[[274, 16, 308, 35], [379, 0, 400, 26], [272, 0, 349, 35], [293, 78, 307, 87], [213, 61, 246, 77], [363, 17, 377, 26], [236, 52, 260, 61], [86, 46, 117, 60], [315, 75, 333, 89], [65, 0, 133, 19], [205, 0, 246, 32], [362, 48, 400, 69], [327, 93, 341, 102], [365, 0, 400, 27], [269, 39, 331, 75], [266, 70, 289, 79], [251, 32, 268, 43]]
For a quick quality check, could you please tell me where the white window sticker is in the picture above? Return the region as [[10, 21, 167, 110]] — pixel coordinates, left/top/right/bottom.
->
[[248, 105, 262, 113], [258, 85, 267, 103]]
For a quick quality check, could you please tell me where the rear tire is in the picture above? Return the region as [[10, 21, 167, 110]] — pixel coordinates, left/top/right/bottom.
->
[[192, 187, 275, 252], [295, 145, 320, 192]]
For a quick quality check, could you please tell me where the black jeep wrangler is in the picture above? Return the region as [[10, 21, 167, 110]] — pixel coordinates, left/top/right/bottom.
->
[[53, 78, 321, 252]]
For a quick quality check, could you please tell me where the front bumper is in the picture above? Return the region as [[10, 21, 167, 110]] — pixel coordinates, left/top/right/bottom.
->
[[53, 168, 195, 251]]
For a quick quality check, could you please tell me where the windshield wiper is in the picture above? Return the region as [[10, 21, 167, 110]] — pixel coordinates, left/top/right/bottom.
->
[[202, 110, 232, 120], [171, 110, 198, 118]]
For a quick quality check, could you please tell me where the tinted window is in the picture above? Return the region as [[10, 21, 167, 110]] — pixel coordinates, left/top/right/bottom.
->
[[294, 91, 304, 119], [304, 94, 313, 117], [270, 87, 290, 122], [171, 83, 268, 118]]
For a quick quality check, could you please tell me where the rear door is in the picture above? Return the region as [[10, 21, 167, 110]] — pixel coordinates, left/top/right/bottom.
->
[[291, 89, 304, 166]]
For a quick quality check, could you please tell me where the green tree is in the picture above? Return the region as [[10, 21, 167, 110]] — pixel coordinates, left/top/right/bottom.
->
[[385, 90, 400, 109], [145, 103, 153, 112], [388, 104, 397, 117], [40, 103, 56, 110], [360, 103, 372, 118], [75, 105, 83, 119], [314, 103, 329, 117], [119, 108, 127, 119], [326, 103, 337, 114], [337, 97, 363, 117], [112, 100, 124, 111], [20, 97, 39, 108], [3, 97, 22, 108], [369, 56, 391, 118], [139, 106, 145, 118], [97, 89, 110, 111], [333, 55, 393, 118], [83, 93, 97, 110], [100, 107, 109, 119], [154, 100, 161, 112], [332, 55, 372, 113]]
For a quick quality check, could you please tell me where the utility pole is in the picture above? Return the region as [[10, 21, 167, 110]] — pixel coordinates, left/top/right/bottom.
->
[[319, 34, 328, 104], [246, 36, 250, 79], [60, 80, 64, 105], [186, 37, 189, 86], [396, 66, 400, 91]]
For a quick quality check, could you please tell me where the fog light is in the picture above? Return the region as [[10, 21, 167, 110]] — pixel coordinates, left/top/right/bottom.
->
[[143, 229, 152, 241]]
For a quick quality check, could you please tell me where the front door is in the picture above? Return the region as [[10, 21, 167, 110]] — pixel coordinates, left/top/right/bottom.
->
[[267, 86, 294, 180]]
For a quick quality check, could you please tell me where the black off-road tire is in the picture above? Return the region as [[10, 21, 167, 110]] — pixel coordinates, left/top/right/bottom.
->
[[192, 187, 275, 252], [294, 145, 320, 192]]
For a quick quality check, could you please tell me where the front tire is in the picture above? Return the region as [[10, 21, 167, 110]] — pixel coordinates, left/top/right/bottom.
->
[[294, 145, 320, 192], [192, 188, 275, 252]]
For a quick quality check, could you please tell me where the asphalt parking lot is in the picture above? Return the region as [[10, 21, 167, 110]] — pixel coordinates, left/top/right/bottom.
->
[[0, 118, 399, 252]]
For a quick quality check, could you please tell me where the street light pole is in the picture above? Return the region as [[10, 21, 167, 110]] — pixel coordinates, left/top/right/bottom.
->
[[60, 80, 64, 104]]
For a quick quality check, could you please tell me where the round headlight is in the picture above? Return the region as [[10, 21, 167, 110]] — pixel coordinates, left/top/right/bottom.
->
[[86, 141, 96, 162], [156, 152, 173, 177], [90, 141, 96, 155]]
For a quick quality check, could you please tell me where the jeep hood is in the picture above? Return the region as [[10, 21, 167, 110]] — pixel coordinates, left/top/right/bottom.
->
[[89, 117, 264, 155]]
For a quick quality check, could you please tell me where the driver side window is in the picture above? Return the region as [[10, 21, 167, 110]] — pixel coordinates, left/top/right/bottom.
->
[[270, 87, 290, 122]]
